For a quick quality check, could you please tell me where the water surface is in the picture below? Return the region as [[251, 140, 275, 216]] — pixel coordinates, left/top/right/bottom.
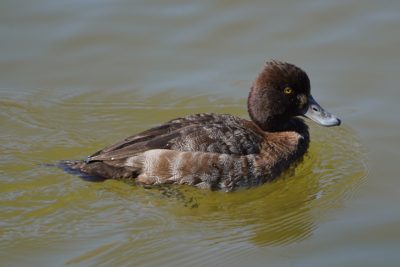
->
[[1, 0, 399, 266]]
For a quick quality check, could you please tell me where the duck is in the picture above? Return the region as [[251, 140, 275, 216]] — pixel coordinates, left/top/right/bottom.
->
[[65, 60, 341, 192]]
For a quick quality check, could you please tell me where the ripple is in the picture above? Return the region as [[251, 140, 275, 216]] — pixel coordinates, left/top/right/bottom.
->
[[140, 122, 367, 248], [0, 90, 367, 265]]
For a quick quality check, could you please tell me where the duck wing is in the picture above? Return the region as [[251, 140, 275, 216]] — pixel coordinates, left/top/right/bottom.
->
[[86, 113, 264, 162], [88, 113, 221, 160]]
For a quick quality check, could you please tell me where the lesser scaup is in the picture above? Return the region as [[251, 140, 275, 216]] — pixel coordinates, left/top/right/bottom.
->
[[66, 61, 340, 191]]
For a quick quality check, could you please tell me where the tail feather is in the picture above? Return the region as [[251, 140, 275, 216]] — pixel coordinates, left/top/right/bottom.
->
[[58, 160, 107, 182], [59, 159, 140, 181]]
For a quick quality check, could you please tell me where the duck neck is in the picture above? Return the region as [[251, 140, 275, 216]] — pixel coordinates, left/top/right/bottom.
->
[[247, 86, 290, 132], [249, 112, 289, 132]]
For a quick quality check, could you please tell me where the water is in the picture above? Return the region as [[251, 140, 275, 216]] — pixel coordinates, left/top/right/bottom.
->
[[1, 0, 399, 266]]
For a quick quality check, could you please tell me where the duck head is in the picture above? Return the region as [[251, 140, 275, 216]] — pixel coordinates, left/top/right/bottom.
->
[[248, 60, 341, 132]]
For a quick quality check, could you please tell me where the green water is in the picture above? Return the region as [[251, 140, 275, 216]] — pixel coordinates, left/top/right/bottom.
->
[[1, 1, 399, 266]]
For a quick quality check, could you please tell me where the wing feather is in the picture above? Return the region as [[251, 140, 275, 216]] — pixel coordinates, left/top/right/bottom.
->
[[87, 113, 263, 162]]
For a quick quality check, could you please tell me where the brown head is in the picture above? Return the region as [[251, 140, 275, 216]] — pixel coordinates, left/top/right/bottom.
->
[[248, 60, 341, 131]]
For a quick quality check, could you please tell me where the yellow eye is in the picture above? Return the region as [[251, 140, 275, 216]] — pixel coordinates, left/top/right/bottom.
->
[[284, 87, 294, 95]]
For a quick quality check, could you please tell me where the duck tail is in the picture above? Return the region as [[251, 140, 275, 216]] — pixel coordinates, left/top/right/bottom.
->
[[59, 160, 85, 169], [58, 160, 107, 182]]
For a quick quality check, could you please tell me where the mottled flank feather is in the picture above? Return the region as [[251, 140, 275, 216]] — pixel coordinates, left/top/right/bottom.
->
[[129, 125, 307, 191]]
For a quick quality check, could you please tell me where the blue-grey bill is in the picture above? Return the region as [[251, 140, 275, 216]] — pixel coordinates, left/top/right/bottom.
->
[[302, 95, 341, 127]]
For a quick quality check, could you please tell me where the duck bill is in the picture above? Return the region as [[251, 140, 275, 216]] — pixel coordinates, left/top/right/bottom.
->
[[301, 95, 341, 127]]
